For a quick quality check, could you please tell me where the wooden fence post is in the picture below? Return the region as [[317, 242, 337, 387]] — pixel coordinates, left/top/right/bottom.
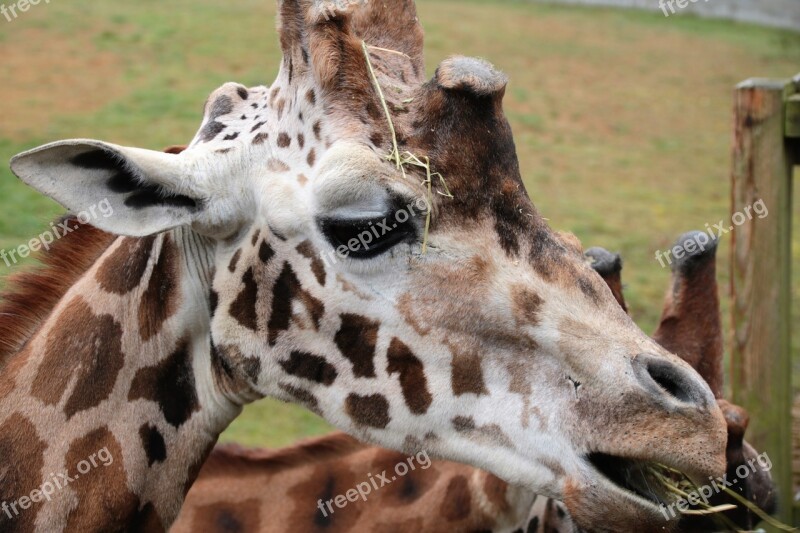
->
[[730, 75, 798, 526]]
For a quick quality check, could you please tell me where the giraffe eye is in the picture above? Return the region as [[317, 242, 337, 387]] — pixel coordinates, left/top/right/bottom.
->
[[320, 213, 417, 260]]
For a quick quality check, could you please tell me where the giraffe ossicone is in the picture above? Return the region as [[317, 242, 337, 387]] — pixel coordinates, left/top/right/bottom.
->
[[6, 1, 727, 531]]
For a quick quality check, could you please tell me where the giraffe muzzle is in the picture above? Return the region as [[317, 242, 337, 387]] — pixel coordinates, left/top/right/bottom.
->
[[631, 352, 715, 413]]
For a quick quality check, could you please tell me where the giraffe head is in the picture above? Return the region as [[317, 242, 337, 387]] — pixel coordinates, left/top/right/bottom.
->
[[9, 1, 726, 530]]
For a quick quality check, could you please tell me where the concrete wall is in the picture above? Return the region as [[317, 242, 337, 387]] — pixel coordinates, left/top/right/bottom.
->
[[534, 0, 800, 31]]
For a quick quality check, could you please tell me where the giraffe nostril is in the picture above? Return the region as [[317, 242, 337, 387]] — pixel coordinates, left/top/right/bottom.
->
[[633, 353, 710, 409]]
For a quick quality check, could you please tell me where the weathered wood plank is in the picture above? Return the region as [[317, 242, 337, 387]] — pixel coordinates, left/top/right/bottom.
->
[[730, 77, 794, 526]]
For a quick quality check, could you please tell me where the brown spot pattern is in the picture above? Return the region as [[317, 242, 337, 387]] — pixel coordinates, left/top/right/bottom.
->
[[442, 476, 472, 522], [139, 235, 181, 342], [277, 132, 291, 148], [334, 314, 380, 378], [191, 499, 261, 533], [386, 338, 432, 415], [64, 427, 140, 532], [279, 351, 337, 386], [278, 383, 320, 413], [95, 237, 156, 294], [296, 241, 326, 286], [230, 268, 259, 331], [267, 263, 324, 346], [345, 393, 390, 429], [287, 462, 363, 532], [31, 297, 125, 419], [450, 344, 487, 396], [228, 249, 242, 273], [129, 340, 200, 428], [512, 286, 543, 327], [140, 424, 167, 466], [0, 414, 46, 533]]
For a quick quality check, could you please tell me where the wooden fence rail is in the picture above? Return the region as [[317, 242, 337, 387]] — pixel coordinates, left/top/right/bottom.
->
[[730, 73, 799, 527]]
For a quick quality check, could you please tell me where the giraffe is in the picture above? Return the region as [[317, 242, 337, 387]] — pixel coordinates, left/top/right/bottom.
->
[[3, 1, 728, 531], [171, 236, 775, 533]]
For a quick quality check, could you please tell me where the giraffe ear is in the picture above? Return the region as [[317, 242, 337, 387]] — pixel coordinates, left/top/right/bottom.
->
[[10, 139, 219, 237]]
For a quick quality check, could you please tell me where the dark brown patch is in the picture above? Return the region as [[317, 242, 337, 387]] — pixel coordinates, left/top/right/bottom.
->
[[191, 499, 261, 533], [228, 249, 242, 273], [259, 241, 275, 264], [128, 340, 200, 428], [370, 131, 384, 148], [267, 263, 324, 346], [442, 475, 472, 522], [334, 314, 380, 378], [296, 241, 326, 286], [345, 393, 390, 429], [0, 217, 115, 368], [452, 416, 514, 448], [277, 132, 291, 148], [139, 235, 181, 342], [64, 427, 140, 532], [279, 351, 337, 386], [450, 344, 488, 396], [386, 338, 432, 415], [305, 89, 316, 105], [209, 290, 219, 316], [230, 268, 259, 331], [306, 148, 316, 167], [252, 132, 269, 145], [31, 297, 125, 419], [512, 286, 543, 327], [297, 133, 306, 149], [286, 460, 364, 532], [250, 230, 261, 246], [0, 414, 46, 533], [96, 236, 156, 294], [312, 121, 322, 140], [370, 450, 440, 507], [278, 382, 320, 413], [140, 424, 167, 466], [130, 502, 165, 533]]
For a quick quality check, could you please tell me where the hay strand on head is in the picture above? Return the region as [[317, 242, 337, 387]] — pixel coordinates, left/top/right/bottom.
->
[[361, 40, 453, 254]]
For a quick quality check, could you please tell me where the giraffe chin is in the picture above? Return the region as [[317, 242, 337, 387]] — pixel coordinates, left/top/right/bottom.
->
[[563, 456, 696, 533]]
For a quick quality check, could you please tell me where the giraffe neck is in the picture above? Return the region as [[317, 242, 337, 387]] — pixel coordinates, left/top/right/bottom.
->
[[0, 227, 243, 532]]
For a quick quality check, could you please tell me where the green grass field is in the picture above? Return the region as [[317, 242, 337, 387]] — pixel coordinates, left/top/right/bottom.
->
[[0, 0, 798, 448]]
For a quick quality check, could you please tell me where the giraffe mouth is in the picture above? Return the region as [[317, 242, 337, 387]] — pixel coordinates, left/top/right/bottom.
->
[[587, 453, 675, 508]]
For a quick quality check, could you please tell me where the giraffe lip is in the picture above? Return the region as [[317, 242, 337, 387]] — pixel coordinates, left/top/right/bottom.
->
[[587, 453, 674, 508]]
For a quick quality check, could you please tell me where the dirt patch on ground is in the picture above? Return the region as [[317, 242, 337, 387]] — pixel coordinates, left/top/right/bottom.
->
[[0, 28, 128, 138]]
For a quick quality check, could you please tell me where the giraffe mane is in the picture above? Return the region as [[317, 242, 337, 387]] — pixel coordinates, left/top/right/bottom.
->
[[0, 216, 116, 368], [200, 433, 364, 478]]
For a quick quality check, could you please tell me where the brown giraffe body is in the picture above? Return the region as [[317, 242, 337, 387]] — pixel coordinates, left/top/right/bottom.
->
[[171, 238, 774, 533], [4, 2, 727, 531], [172, 435, 538, 533]]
